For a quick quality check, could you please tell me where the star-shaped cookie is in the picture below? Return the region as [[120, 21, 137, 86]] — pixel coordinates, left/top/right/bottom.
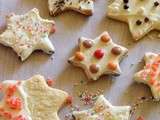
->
[[107, 0, 160, 40], [48, 0, 94, 16], [72, 95, 131, 120], [0, 75, 69, 120], [134, 52, 160, 100], [0, 8, 56, 61], [68, 32, 128, 80]]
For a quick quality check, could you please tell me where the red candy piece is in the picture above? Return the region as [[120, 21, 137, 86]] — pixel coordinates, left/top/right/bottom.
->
[[152, 65, 158, 72], [66, 95, 73, 105], [13, 115, 26, 120], [75, 52, 85, 61], [0, 107, 4, 116], [94, 49, 104, 59], [6, 97, 22, 110], [47, 79, 55, 87], [149, 70, 156, 78], [6, 84, 17, 97], [149, 79, 156, 85]]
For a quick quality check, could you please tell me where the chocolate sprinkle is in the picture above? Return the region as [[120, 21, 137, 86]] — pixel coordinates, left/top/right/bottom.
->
[[154, 1, 159, 7], [144, 17, 149, 23], [123, 5, 129, 9], [136, 20, 142, 25], [123, 0, 129, 3]]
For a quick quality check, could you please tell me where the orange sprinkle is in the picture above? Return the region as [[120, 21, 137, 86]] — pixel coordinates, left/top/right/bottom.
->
[[75, 52, 85, 61], [0, 107, 4, 112], [13, 115, 26, 120], [149, 71, 156, 78], [107, 62, 117, 70], [6, 97, 22, 110], [3, 111, 12, 119], [100, 33, 110, 43], [0, 107, 4, 116], [152, 64, 158, 72], [6, 85, 17, 97]]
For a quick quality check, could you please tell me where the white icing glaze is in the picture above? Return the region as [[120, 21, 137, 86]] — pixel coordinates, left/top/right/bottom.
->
[[69, 32, 128, 80], [0, 75, 68, 120], [107, 0, 160, 40], [73, 95, 131, 120], [48, 0, 94, 16], [0, 8, 55, 61], [134, 52, 160, 100]]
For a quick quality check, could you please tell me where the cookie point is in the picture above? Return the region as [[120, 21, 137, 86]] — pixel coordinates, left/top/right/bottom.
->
[[46, 79, 55, 87], [94, 49, 104, 59]]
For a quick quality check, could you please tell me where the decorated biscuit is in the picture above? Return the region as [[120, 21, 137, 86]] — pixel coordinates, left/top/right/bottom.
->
[[0, 75, 69, 120], [72, 95, 131, 120], [68, 32, 128, 80], [0, 8, 55, 61], [48, 0, 94, 16], [134, 52, 160, 100], [107, 0, 160, 40]]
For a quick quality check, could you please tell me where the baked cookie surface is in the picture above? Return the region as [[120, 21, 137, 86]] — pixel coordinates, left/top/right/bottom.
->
[[0, 75, 68, 120], [134, 52, 160, 100], [48, 0, 94, 16], [73, 95, 131, 120], [69, 32, 128, 80], [107, 0, 160, 40], [0, 8, 55, 61]]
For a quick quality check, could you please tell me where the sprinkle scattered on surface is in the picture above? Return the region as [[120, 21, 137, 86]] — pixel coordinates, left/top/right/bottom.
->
[[78, 89, 103, 105], [64, 105, 80, 120]]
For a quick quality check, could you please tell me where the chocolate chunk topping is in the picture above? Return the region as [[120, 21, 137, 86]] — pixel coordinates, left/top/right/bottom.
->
[[123, 5, 129, 9], [123, 0, 129, 3], [136, 20, 142, 25], [111, 47, 122, 55], [89, 64, 99, 74], [83, 40, 93, 48], [144, 17, 149, 23], [154, 1, 159, 7]]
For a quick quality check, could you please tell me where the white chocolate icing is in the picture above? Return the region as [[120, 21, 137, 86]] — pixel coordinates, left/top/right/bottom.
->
[[48, 0, 94, 16], [73, 95, 131, 120], [0, 75, 68, 120], [134, 52, 160, 100], [107, 0, 160, 40], [0, 8, 55, 61], [69, 32, 128, 81]]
